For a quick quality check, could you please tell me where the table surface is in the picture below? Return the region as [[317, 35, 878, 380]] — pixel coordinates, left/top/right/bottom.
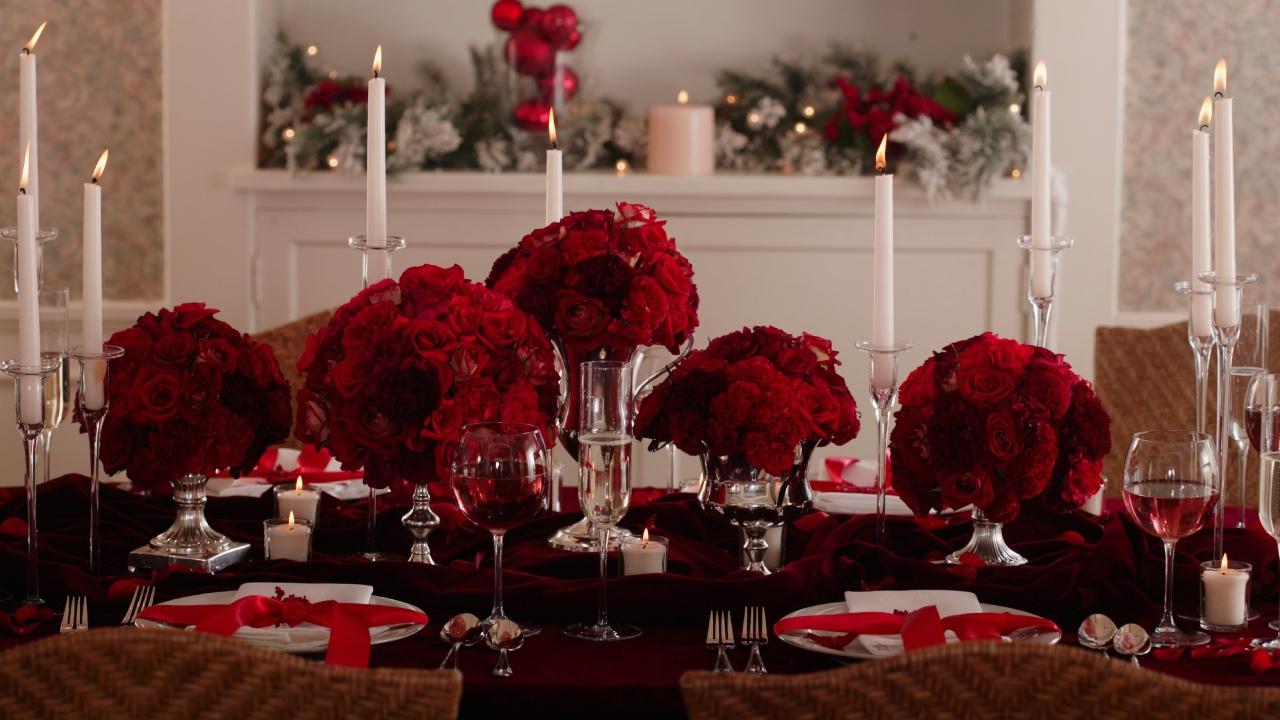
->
[[2, 476, 1279, 719]]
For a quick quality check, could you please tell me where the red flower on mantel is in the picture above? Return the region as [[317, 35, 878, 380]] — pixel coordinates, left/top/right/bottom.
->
[[87, 303, 293, 491], [294, 264, 559, 490], [301, 78, 380, 119], [824, 75, 957, 149], [890, 332, 1111, 523]]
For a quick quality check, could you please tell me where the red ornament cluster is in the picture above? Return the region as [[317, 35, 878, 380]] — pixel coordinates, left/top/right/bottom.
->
[[490, 0, 582, 131], [486, 203, 699, 362], [890, 333, 1111, 523], [294, 264, 559, 491], [301, 78, 374, 120], [88, 303, 293, 490], [824, 75, 957, 150], [634, 326, 860, 476]]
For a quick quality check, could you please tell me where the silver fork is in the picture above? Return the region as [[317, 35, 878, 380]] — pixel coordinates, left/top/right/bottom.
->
[[60, 595, 88, 633], [705, 610, 734, 673], [742, 606, 768, 675], [121, 585, 156, 625]]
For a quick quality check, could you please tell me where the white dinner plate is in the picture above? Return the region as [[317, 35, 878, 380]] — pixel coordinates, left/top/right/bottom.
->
[[776, 600, 1060, 660], [135, 590, 426, 654]]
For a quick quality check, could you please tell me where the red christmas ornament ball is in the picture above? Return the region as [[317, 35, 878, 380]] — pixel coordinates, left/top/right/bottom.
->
[[561, 29, 582, 50], [539, 4, 579, 48], [537, 66, 579, 101], [505, 28, 555, 76], [514, 98, 552, 131], [520, 6, 545, 30], [490, 0, 524, 31]]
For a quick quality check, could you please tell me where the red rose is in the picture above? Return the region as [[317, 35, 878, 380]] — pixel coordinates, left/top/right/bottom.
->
[[1012, 422, 1058, 499], [450, 342, 490, 380], [170, 302, 218, 329], [342, 302, 401, 353], [346, 400, 405, 456], [621, 276, 669, 337], [179, 363, 223, 420], [777, 346, 818, 376], [555, 292, 609, 340], [478, 310, 528, 350], [403, 319, 457, 359], [198, 338, 240, 373], [420, 399, 463, 442], [239, 341, 284, 386], [446, 298, 483, 336], [939, 467, 994, 509], [400, 264, 465, 316], [152, 333, 196, 366], [985, 411, 1021, 462], [957, 368, 1015, 407], [527, 247, 562, 283], [131, 369, 181, 424]]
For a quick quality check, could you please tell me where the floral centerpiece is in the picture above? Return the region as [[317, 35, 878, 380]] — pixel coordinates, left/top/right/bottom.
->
[[294, 263, 559, 492], [889, 333, 1110, 563]]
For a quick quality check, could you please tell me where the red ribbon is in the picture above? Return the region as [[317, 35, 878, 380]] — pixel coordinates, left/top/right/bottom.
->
[[214, 447, 363, 485], [773, 607, 1058, 653], [137, 595, 428, 667]]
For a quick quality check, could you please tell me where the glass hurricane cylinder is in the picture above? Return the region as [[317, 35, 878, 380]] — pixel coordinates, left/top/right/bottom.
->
[[1, 226, 56, 293], [855, 339, 911, 545], [1016, 235, 1073, 348], [2, 357, 58, 605], [127, 474, 251, 573], [69, 344, 124, 576]]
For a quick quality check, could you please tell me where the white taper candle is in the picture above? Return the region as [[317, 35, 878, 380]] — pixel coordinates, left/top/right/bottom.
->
[[1030, 61, 1052, 297], [1212, 59, 1238, 326], [366, 46, 387, 262], [1191, 99, 1213, 338], [82, 150, 108, 409], [872, 135, 894, 389], [546, 108, 563, 223]]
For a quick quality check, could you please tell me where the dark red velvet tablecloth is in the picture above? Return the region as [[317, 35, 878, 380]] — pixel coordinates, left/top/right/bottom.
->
[[1, 476, 1279, 719]]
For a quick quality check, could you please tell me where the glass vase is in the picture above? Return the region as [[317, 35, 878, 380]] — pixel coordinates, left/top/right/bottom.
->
[[127, 473, 250, 573], [945, 507, 1027, 567]]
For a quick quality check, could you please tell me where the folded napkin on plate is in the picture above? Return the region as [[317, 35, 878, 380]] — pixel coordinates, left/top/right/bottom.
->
[[206, 477, 376, 501], [207, 447, 366, 499], [818, 457, 882, 490], [846, 590, 982, 655], [812, 491, 912, 516], [229, 583, 374, 645]]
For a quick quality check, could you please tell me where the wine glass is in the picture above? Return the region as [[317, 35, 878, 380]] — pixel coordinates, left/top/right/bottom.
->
[[38, 286, 69, 485], [565, 360, 641, 641], [1227, 302, 1267, 527], [451, 422, 549, 634], [1122, 430, 1218, 647], [1255, 374, 1280, 640]]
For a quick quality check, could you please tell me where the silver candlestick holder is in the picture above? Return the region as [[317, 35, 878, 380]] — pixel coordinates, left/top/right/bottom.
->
[[1, 226, 56, 292], [69, 344, 124, 576], [1174, 281, 1216, 435], [1200, 271, 1257, 562], [1017, 235, 1073, 348], [1, 357, 58, 605], [855, 339, 911, 545], [401, 483, 439, 564]]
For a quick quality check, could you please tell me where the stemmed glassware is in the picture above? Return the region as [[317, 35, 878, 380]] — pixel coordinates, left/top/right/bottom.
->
[[565, 360, 641, 641], [37, 286, 69, 486], [69, 343, 124, 576], [451, 422, 549, 634], [1226, 302, 1267, 529], [1253, 373, 1280, 639], [1121, 430, 1218, 647], [2, 357, 58, 605]]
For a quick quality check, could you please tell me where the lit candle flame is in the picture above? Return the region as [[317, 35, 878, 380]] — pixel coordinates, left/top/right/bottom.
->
[[372, 45, 382, 77], [641, 527, 650, 544], [677, 90, 689, 105], [1221, 553, 1230, 573], [1214, 59, 1227, 96], [25, 21, 47, 53], [1199, 96, 1213, 129], [92, 149, 109, 182], [875, 134, 888, 173], [1033, 61, 1047, 90], [20, 143, 30, 190], [548, 107, 557, 148], [288, 510, 296, 526], [295, 476, 304, 493]]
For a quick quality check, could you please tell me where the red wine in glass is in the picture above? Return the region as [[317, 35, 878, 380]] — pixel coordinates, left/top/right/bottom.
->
[[1122, 481, 1218, 541], [1245, 405, 1280, 454], [452, 460, 547, 531]]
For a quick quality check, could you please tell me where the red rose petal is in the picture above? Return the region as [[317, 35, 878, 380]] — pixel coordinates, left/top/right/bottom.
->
[[1152, 647, 1185, 662], [1250, 648, 1274, 674]]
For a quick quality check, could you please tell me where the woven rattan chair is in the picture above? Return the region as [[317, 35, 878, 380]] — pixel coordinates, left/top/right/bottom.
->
[[681, 642, 1280, 720], [254, 308, 334, 449], [0, 628, 461, 720]]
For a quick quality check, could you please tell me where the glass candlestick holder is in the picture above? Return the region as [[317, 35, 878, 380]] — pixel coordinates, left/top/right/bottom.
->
[[1, 227, 57, 292], [854, 339, 912, 545], [68, 344, 125, 576], [1174, 281, 1216, 435], [348, 234, 406, 289], [1200, 271, 1257, 563], [1016, 235, 1073, 348], [1, 357, 59, 605]]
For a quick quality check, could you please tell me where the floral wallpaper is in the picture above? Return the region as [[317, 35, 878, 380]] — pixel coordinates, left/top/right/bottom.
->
[[1121, 0, 1280, 311], [0, 0, 162, 300]]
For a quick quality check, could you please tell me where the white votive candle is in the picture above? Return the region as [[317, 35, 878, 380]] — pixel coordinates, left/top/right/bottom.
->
[[1200, 555, 1250, 630], [647, 90, 715, 175], [621, 529, 668, 575], [264, 512, 313, 561], [274, 477, 321, 525]]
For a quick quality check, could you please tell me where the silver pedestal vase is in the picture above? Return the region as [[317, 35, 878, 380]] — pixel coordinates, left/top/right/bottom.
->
[[945, 508, 1027, 567], [402, 483, 440, 564], [128, 473, 250, 573]]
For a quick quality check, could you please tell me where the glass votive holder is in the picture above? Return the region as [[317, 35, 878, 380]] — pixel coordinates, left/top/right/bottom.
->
[[264, 515, 313, 561], [620, 531, 668, 575], [1200, 557, 1251, 632], [273, 479, 321, 525]]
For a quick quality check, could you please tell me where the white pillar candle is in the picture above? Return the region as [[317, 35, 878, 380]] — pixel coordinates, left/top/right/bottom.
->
[[1212, 59, 1238, 326], [1029, 61, 1052, 298], [620, 529, 667, 575], [264, 512, 312, 562], [275, 478, 321, 525], [366, 46, 387, 261], [82, 150, 108, 410], [647, 90, 715, 176], [18, 23, 45, 232], [1191, 99, 1213, 338], [16, 147, 40, 425], [545, 108, 563, 223], [1200, 555, 1249, 628], [872, 135, 894, 389]]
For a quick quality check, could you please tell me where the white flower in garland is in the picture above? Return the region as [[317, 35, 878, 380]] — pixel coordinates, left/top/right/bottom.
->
[[714, 122, 751, 170], [389, 98, 462, 171], [475, 137, 513, 173], [891, 113, 951, 200], [751, 96, 787, 129]]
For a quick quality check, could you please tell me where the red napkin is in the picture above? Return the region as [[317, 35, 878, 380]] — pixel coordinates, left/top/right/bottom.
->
[[137, 595, 428, 667], [809, 457, 894, 494], [773, 606, 1058, 653], [214, 447, 364, 485]]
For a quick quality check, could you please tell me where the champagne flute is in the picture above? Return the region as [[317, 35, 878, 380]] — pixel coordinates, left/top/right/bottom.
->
[[1122, 430, 1218, 647], [1227, 302, 1267, 527], [1255, 374, 1280, 640], [565, 360, 641, 641], [451, 422, 549, 634], [38, 287, 69, 485]]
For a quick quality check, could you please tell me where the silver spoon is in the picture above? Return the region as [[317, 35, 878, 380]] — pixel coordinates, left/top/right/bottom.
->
[[1113, 623, 1151, 668], [438, 613, 482, 670], [486, 618, 525, 678], [1077, 613, 1117, 653]]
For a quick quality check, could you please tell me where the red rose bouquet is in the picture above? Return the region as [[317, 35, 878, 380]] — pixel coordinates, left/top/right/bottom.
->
[[294, 263, 559, 489], [89, 303, 293, 490], [634, 326, 859, 475], [890, 332, 1111, 523]]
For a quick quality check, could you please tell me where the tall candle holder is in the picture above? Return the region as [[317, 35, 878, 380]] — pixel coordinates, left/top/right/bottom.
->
[[401, 483, 439, 564], [1, 226, 56, 292], [1, 357, 58, 605], [349, 233, 406, 561], [69, 344, 124, 576], [1174, 281, 1216, 434], [855, 339, 911, 545], [1200, 271, 1257, 563], [1016, 235, 1073, 348]]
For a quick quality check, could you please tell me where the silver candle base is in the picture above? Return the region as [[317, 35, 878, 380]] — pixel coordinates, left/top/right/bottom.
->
[[127, 473, 250, 574], [128, 541, 251, 574]]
